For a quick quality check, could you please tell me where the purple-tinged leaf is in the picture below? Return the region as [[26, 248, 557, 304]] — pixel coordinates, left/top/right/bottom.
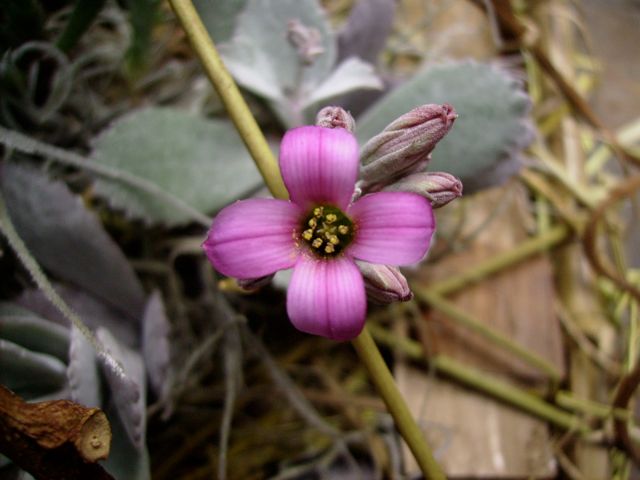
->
[[96, 328, 146, 450], [67, 324, 102, 408], [17, 286, 137, 347], [2, 163, 145, 319], [0, 302, 69, 361], [141, 291, 170, 398]]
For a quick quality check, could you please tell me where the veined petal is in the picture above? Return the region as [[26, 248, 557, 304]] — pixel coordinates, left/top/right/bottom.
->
[[203, 199, 302, 278], [347, 192, 435, 265], [279, 126, 359, 210], [287, 255, 366, 341]]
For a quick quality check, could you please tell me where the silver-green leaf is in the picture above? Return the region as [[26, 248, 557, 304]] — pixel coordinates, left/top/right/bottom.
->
[[356, 62, 534, 193], [90, 108, 262, 226]]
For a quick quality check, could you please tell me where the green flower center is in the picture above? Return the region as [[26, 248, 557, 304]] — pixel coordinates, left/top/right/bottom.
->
[[300, 205, 354, 258]]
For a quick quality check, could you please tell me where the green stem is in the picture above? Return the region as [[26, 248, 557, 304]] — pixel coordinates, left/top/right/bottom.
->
[[427, 224, 570, 296], [414, 289, 563, 382], [368, 324, 589, 433], [168, 0, 288, 200], [351, 328, 446, 479], [167, 1, 446, 478]]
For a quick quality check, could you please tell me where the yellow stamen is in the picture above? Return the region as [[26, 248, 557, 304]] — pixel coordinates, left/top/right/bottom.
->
[[329, 235, 339, 245], [338, 225, 349, 235], [302, 229, 314, 240], [324, 231, 333, 240], [313, 207, 324, 217], [325, 213, 337, 224], [324, 244, 335, 253], [308, 218, 317, 228], [312, 238, 323, 248]]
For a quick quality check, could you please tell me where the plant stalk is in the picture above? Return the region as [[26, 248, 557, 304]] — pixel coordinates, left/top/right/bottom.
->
[[168, 0, 288, 200], [168, 1, 446, 477]]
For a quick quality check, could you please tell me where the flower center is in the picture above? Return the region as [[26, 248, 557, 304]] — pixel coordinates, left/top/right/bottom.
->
[[300, 205, 354, 258]]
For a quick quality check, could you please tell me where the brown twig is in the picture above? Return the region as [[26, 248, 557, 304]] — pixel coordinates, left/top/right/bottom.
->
[[582, 175, 640, 464], [0, 385, 113, 480], [473, 0, 640, 167]]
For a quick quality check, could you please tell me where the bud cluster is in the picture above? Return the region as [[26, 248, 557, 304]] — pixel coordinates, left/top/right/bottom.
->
[[313, 104, 461, 304]]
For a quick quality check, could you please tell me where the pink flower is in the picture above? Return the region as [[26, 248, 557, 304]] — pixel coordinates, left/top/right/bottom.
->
[[203, 126, 435, 341]]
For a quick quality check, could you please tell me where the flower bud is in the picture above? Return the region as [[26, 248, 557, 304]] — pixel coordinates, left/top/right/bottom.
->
[[384, 171, 462, 208], [315, 106, 356, 132], [356, 261, 412, 305], [360, 104, 457, 188], [287, 19, 324, 66]]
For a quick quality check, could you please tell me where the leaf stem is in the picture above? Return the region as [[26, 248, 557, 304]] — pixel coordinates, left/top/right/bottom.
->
[[168, 1, 446, 477]]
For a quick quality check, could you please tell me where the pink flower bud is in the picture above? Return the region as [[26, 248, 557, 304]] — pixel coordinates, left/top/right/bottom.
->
[[384, 171, 462, 208], [360, 104, 457, 188], [287, 19, 324, 66], [356, 261, 412, 305], [315, 106, 356, 132]]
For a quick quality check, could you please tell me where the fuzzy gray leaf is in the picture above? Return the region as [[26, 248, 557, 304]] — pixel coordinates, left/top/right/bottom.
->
[[357, 62, 534, 193], [0, 302, 69, 361], [193, 0, 248, 44], [0, 339, 67, 396], [304, 57, 383, 108], [90, 108, 262, 226], [2, 163, 146, 319], [103, 402, 151, 480], [67, 324, 102, 408], [17, 286, 138, 347], [337, 0, 396, 64], [221, 0, 335, 100], [142, 291, 170, 398], [96, 328, 146, 450]]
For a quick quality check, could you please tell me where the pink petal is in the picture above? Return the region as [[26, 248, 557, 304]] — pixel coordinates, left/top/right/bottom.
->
[[203, 199, 302, 278], [347, 192, 435, 265], [279, 126, 359, 210], [287, 255, 366, 341]]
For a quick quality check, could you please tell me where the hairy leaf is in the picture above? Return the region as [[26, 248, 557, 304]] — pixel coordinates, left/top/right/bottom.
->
[[305, 57, 383, 108], [141, 291, 171, 398], [357, 62, 534, 193], [221, 0, 335, 101], [96, 328, 146, 450], [0, 302, 69, 361], [67, 325, 102, 408], [0, 339, 67, 396], [90, 108, 262, 225], [2, 163, 146, 319], [193, 0, 247, 44]]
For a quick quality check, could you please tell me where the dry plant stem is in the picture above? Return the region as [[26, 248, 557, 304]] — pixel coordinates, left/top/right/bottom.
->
[[168, 0, 288, 200], [0, 385, 113, 480], [168, 1, 446, 478], [482, 0, 640, 166], [368, 325, 589, 433], [583, 175, 640, 464], [427, 223, 571, 296], [351, 329, 446, 479], [415, 289, 562, 381]]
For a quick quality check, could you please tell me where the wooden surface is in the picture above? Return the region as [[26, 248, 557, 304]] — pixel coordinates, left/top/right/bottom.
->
[[397, 185, 565, 478]]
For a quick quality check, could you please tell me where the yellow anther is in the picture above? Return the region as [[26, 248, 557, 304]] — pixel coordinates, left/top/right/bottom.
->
[[313, 207, 324, 217], [329, 235, 339, 245], [302, 229, 314, 240], [312, 238, 323, 248], [308, 218, 317, 228], [324, 231, 333, 240], [324, 244, 335, 253], [338, 225, 349, 235], [325, 213, 337, 224]]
